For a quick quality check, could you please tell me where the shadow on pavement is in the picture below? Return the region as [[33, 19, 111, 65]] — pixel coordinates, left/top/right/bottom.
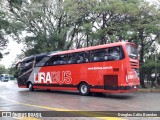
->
[[18, 89, 135, 100]]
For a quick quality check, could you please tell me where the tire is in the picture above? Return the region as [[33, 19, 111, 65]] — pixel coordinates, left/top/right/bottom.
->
[[28, 82, 34, 91], [46, 89, 50, 91], [79, 83, 90, 96]]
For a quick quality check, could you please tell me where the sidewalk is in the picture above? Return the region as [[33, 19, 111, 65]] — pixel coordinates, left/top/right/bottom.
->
[[138, 88, 160, 92]]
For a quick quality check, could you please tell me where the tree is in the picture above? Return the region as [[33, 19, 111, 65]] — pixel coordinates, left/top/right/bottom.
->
[[7, 0, 73, 56], [134, 2, 160, 87], [0, 0, 10, 59], [0, 64, 6, 74]]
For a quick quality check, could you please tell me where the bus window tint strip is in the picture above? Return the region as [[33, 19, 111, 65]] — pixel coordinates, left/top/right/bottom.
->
[[42, 46, 125, 66]]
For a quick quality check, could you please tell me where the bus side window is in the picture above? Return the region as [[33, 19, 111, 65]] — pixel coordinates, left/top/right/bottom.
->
[[68, 53, 77, 64], [91, 49, 107, 62], [51, 56, 59, 65], [108, 46, 120, 60], [36, 57, 50, 67], [52, 55, 68, 65], [60, 55, 68, 64], [84, 51, 89, 62], [21, 60, 34, 74], [76, 52, 88, 63], [45, 59, 52, 66]]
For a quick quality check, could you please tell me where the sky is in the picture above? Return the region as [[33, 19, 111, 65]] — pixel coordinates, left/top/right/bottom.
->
[[0, 39, 23, 68]]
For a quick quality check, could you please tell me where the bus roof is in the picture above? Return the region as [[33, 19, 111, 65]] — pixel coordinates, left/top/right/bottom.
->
[[50, 41, 136, 55], [22, 52, 59, 62]]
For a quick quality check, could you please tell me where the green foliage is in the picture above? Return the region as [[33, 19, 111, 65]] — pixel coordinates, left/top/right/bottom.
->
[[5, 0, 159, 54], [141, 61, 160, 72], [8, 66, 16, 76], [0, 2, 10, 58], [0, 64, 6, 74]]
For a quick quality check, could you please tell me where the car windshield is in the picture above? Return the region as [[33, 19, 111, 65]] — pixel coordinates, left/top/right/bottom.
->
[[4, 77, 9, 79], [126, 44, 138, 59]]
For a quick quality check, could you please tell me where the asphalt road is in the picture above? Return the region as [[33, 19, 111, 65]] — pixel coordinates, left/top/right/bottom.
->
[[0, 80, 160, 120]]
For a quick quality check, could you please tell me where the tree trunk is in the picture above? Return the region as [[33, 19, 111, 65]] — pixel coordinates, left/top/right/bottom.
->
[[139, 29, 146, 88], [100, 13, 106, 44], [86, 34, 89, 47]]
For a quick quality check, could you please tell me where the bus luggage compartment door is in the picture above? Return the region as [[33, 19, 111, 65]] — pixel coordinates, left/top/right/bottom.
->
[[104, 75, 118, 90]]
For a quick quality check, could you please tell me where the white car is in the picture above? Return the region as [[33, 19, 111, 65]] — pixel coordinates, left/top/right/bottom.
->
[[0, 74, 10, 82]]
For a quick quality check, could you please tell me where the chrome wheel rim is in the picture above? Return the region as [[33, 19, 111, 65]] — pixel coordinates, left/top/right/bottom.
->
[[81, 85, 87, 94], [29, 84, 32, 89]]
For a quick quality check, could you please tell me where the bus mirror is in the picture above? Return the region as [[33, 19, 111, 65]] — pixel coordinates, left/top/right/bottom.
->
[[15, 62, 21, 69], [15, 63, 18, 69]]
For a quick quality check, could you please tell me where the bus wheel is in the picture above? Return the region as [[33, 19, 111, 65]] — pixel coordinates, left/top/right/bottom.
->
[[79, 83, 90, 96], [29, 82, 34, 91]]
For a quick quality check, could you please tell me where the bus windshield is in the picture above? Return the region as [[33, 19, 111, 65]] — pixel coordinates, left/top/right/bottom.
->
[[126, 44, 138, 59]]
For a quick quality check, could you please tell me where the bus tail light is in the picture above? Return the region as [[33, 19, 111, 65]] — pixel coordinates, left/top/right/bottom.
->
[[125, 68, 128, 83], [126, 75, 128, 83], [133, 68, 139, 79], [113, 68, 119, 71]]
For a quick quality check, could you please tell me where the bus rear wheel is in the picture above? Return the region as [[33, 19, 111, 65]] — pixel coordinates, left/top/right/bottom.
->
[[28, 82, 34, 91], [79, 83, 90, 96]]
